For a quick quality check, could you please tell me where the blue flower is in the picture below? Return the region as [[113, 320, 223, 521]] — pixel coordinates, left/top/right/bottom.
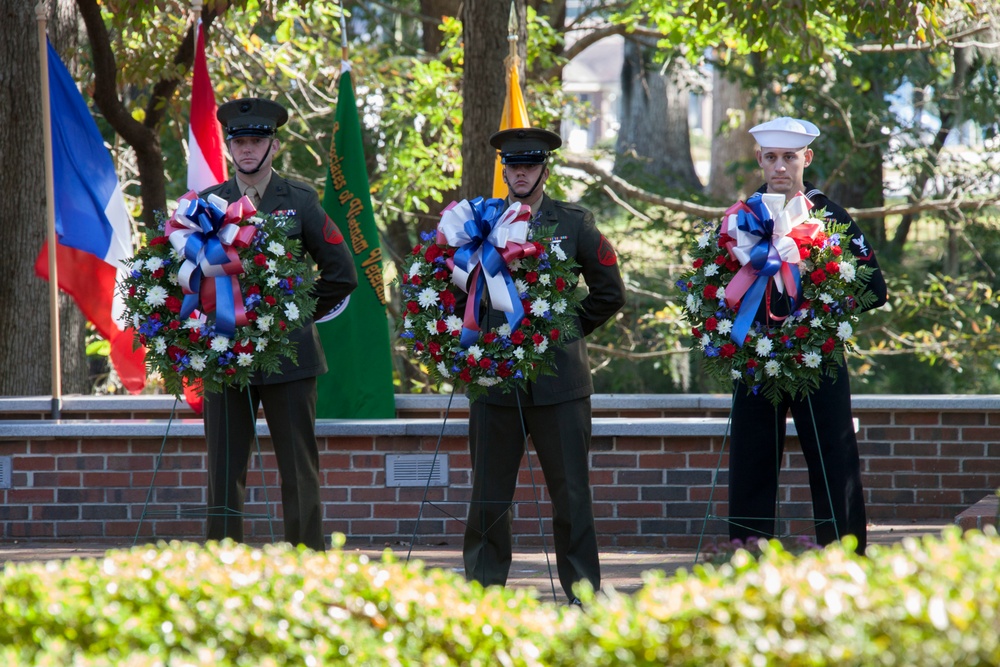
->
[[676, 279, 688, 293], [419, 230, 437, 242], [400, 331, 415, 339]]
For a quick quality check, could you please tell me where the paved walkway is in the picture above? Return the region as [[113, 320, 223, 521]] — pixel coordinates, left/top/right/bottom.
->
[[0, 521, 950, 601]]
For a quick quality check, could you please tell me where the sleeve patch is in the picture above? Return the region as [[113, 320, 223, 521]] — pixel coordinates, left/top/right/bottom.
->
[[323, 215, 345, 245], [597, 235, 618, 266]]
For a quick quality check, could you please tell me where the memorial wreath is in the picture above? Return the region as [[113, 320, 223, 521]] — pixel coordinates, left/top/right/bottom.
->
[[678, 191, 877, 405], [120, 191, 317, 396], [399, 197, 581, 399]]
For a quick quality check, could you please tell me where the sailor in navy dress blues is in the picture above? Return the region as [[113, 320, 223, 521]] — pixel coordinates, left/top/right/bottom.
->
[[200, 98, 357, 551], [727, 117, 888, 554], [462, 128, 627, 603]]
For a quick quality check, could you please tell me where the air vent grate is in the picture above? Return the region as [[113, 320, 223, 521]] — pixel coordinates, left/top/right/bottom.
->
[[385, 454, 449, 487]]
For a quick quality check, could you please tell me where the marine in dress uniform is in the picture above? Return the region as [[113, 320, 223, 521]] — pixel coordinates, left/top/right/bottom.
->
[[727, 117, 888, 554], [462, 128, 627, 602], [201, 98, 357, 550]]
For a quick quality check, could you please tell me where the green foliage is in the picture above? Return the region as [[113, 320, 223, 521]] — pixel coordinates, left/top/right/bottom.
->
[[2, 528, 1000, 665]]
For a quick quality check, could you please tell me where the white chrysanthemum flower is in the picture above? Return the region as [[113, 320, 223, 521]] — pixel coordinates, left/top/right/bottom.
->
[[839, 262, 856, 282], [553, 300, 567, 314], [697, 232, 711, 248], [446, 315, 463, 333], [810, 317, 825, 329], [755, 337, 773, 357], [152, 338, 167, 354], [718, 319, 733, 335], [764, 360, 781, 376], [467, 345, 483, 360], [700, 334, 713, 350], [803, 351, 822, 368], [552, 243, 567, 261], [132, 259, 144, 272], [267, 276, 280, 288], [255, 338, 267, 351], [210, 336, 230, 352], [534, 338, 549, 353], [704, 264, 719, 277], [686, 294, 702, 312], [425, 320, 440, 335], [476, 377, 501, 387], [284, 303, 300, 321], [258, 314, 273, 332], [171, 247, 185, 262], [145, 257, 164, 272], [409, 260, 424, 278], [184, 317, 202, 330], [237, 352, 254, 367], [497, 323, 512, 336], [267, 241, 285, 256], [716, 285, 726, 302], [436, 361, 451, 378], [168, 271, 180, 286], [731, 369, 742, 380], [189, 354, 206, 371], [819, 292, 834, 304], [144, 286, 168, 307], [837, 321, 853, 340], [404, 316, 413, 329], [132, 313, 141, 328], [513, 347, 525, 360], [539, 273, 551, 286], [508, 259, 522, 271], [417, 287, 439, 309], [515, 279, 529, 294], [530, 299, 550, 316]]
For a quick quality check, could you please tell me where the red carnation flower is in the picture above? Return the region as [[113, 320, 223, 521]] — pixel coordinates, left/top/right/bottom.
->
[[705, 317, 717, 332], [225, 368, 237, 376], [703, 285, 718, 300], [549, 328, 560, 341], [265, 295, 277, 306], [497, 364, 512, 378], [521, 317, 531, 327], [459, 368, 472, 383], [414, 341, 424, 352], [167, 345, 185, 361], [692, 327, 701, 338], [831, 245, 842, 256], [149, 236, 170, 246], [511, 330, 526, 345], [411, 244, 423, 256], [692, 258, 704, 269], [825, 261, 840, 274], [188, 331, 200, 343], [747, 359, 758, 368], [555, 277, 566, 292], [821, 337, 836, 353], [823, 304, 832, 313], [165, 296, 182, 314], [725, 258, 740, 272], [424, 244, 443, 262], [406, 301, 420, 314], [410, 275, 423, 286], [169, 321, 180, 330], [247, 285, 261, 295], [246, 311, 258, 321], [525, 271, 539, 284], [254, 253, 268, 266], [478, 359, 491, 370], [718, 233, 734, 247], [483, 332, 497, 343], [720, 343, 737, 358], [434, 270, 449, 281], [439, 291, 456, 309], [151, 269, 165, 279], [435, 320, 448, 333], [794, 325, 809, 339], [532, 333, 545, 345], [810, 269, 827, 285], [714, 255, 726, 266], [279, 321, 287, 331], [128, 286, 136, 298], [532, 241, 545, 254], [429, 342, 441, 355], [467, 355, 477, 367]]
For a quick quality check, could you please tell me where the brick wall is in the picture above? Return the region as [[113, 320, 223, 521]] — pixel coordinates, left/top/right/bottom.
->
[[1, 395, 998, 548]]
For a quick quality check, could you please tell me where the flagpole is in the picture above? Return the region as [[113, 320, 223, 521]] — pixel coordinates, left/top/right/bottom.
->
[[36, 0, 62, 419], [338, 2, 349, 66], [191, 0, 202, 27]]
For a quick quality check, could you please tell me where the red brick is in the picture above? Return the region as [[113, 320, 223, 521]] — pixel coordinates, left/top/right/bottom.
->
[[617, 502, 664, 518], [329, 471, 376, 486], [958, 427, 1000, 442], [866, 427, 913, 442], [856, 410, 892, 425], [594, 519, 639, 534], [867, 457, 912, 472], [614, 436, 664, 451], [916, 489, 963, 504], [893, 412, 941, 425], [941, 442, 988, 457], [893, 442, 939, 457], [593, 486, 639, 501], [82, 472, 132, 487], [351, 487, 399, 502], [912, 427, 960, 442], [10, 456, 55, 471], [591, 453, 638, 468], [6, 488, 55, 503], [941, 412, 987, 426], [913, 458, 960, 473], [639, 453, 688, 469], [29, 440, 81, 454]]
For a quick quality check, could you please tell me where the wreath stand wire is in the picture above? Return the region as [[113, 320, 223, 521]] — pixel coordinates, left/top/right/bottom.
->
[[694, 386, 840, 565], [132, 390, 277, 546], [404, 388, 560, 603]]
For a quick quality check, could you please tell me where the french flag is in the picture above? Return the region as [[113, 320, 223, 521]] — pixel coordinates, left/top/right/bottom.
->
[[187, 20, 227, 192], [34, 41, 146, 394]]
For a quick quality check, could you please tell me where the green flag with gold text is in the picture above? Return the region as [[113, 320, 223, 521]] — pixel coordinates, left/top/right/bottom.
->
[[315, 68, 395, 418]]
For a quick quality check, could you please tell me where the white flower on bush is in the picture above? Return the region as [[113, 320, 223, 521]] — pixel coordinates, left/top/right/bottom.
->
[[508, 259, 522, 272], [530, 299, 550, 317], [255, 338, 267, 351], [237, 352, 254, 367], [267, 241, 285, 256], [803, 351, 822, 368], [697, 232, 711, 248], [417, 287, 439, 309], [257, 314, 273, 332], [403, 316, 412, 330], [145, 256, 164, 272], [764, 360, 781, 377], [168, 271, 179, 286], [189, 354, 206, 371], [437, 361, 451, 378], [267, 276, 280, 288], [700, 334, 713, 350], [553, 300, 567, 314], [731, 369, 741, 380], [132, 259, 144, 272], [267, 259, 279, 272], [515, 279, 529, 295], [171, 247, 185, 263], [425, 320, 440, 335], [210, 336, 230, 353], [467, 345, 483, 360], [819, 292, 834, 304], [837, 321, 853, 340], [552, 243, 567, 261], [408, 260, 424, 278], [152, 337, 167, 354], [513, 347, 525, 360], [718, 319, 733, 335], [755, 337, 773, 357], [534, 338, 549, 353], [476, 377, 501, 387], [145, 286, 168, 307], [284, 303, 300, 321], [840, 262, 856, 282], [686, 294, 702, 313], [704, 264, 719, 277], [716, 285, 726, 302], [810, 317, 825, 329], [446, 315, 463, 333], [539, 274, 551, 286], [497, 323, 512, 337]]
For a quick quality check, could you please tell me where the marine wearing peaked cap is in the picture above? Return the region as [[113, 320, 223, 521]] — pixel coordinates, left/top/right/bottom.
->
[[490, 127, 562, 164], [749, 116, 820, 149], [217, 97, 289, 139]]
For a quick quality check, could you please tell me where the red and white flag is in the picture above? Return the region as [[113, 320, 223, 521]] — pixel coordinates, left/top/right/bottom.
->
[[187, 20, 226, 191]]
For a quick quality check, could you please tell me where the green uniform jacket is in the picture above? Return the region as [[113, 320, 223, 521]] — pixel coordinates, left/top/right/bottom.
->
[[476, 194, 627, 407], [201, 173, 358, 385]]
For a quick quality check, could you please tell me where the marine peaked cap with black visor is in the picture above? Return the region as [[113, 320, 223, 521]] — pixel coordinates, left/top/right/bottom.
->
[[490, 127, 562, 165], [217, 97, 289, 140]]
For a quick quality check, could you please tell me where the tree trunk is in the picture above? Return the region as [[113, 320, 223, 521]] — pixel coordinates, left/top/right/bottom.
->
[[614, 39, 701, 194], [459, 0, 514, 199], [420, 0, 461, 54], [708, 64, 758, 201]]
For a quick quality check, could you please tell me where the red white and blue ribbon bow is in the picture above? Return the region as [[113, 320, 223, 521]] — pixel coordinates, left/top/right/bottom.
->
[[437, 197, 538, 347], [721, 191, 822, 346], [165, 191, 258, 338]]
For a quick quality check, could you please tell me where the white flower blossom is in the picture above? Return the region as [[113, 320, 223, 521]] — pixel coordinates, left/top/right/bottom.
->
[[171, 247, 185, 263], [168, 271, 179, 286], [255, 338, 267, 351], [237, 352, 254, 367], [810, 317, 826, 329], [515, 279, 529, 295], [284, 303, 300, 321], [704, 264, 719, 277], [436, 361, 451, 378], [467, 345, 483, 360], [839, 262, 856, 282], [417, 287, 439, 309], [257, 315, 273, 332], [803, 351, 822, 368], [425, 320, 440, 335], [686, 294, 702, 313], [716, 285, 726, 302], [266, 259, 278, 272], [819, 292, 834, 304], [530, 299, 550, 317], [144, 286, 168, 308], [539, 274, 552, 286], [210, 336, 230, 353], [189, 354, 206, 371], [145, 257, 164, 272], [513, 347, 525, 360], [755, 337, 773, 357], [446, 315, 463, 333], [552, 243, 567, 261], [700, 334, 713, 350], [508, 259, 522, 271], [409, 260, 424, 278], [764, 360, 781, 376], [132, 259, 145, 272], [404, 316, 413, 329], [837, 321, 853, 340], [534, 338, 549, 353], [267, 276, 280, 288], [497, 323, 512, 337], [697, 232, 711, 248], [553, 300, 567, 314], [476, 377, 502, 387], [152, 337, 167, 354], [267, 241, 285, 256], [731, 369, 742, 380], [718, 319, 733, 335]]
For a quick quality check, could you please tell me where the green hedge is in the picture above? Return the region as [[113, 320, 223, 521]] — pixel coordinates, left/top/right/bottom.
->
[[2, 527, 998, 666]]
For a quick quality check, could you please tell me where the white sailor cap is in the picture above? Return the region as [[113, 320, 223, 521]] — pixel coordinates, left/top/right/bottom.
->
[[749, 117, 820, 149]]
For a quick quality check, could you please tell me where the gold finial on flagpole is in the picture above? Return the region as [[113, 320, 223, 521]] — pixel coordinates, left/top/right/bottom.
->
[[192, 0, 203, 23], [505, 0, 519, 71]]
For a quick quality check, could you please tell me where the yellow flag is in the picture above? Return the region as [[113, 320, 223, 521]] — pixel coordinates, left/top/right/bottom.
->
[[491, 62, 530, 199]]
